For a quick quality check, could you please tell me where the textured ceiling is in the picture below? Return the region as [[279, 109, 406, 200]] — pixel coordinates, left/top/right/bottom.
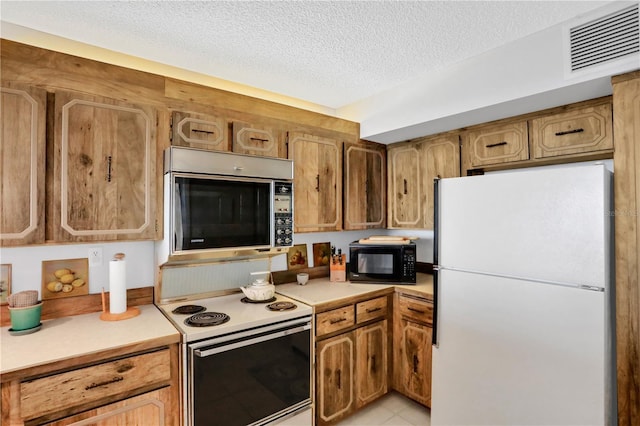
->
[[1, 1, 613, 109]]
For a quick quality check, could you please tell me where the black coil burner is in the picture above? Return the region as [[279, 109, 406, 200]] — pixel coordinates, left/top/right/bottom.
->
[[266, 301, 297, 311], [184, 312, 230, 327], [241, 296, 277, 304], [172, 305, 206, 315]]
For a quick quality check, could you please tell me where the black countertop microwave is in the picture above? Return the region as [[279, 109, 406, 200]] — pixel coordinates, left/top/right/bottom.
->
[[348, 241, 417, 284]]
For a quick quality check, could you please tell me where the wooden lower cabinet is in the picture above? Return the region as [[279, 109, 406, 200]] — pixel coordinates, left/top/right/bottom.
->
[[355, 320, 388, 408], [317, 332, 356, 425], [42, 389, 170, 426], [315, 294, 391, 425], [1, 345, 179, 426], [393, 293, 433, 407]]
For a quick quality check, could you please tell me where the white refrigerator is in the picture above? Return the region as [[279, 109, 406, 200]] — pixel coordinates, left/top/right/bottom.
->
[[431, 164, 616, 426]]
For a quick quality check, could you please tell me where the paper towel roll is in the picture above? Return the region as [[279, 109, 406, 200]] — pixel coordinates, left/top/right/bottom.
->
[[109, 253, 127, 314]]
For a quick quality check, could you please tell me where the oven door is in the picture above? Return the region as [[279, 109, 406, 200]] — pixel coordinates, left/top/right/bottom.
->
[[188, 317, 312, 426]]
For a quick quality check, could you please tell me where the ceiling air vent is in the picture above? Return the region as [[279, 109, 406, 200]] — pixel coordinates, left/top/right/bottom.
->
[[569, 3, 639, 72]]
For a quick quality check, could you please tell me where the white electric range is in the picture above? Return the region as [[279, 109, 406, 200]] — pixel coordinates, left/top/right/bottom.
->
[[158, 291, 313, 426]]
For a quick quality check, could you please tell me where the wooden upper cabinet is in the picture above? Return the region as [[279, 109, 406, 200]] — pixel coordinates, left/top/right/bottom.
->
[[232, 121, 285, 158], [462, 121, 529, 170], [50, 90, 158, 242], [530, 102, 613, 159], [171, 110, 228, 151], [422, 134, 460, 229], [344, 142, 386, 230], [289, 132, 342, 232], [387, 143, 422, 228], [0, 83, 46, 246]]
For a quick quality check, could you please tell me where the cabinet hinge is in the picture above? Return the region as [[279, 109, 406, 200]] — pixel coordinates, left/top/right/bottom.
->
[[169, 115, 173, 143]]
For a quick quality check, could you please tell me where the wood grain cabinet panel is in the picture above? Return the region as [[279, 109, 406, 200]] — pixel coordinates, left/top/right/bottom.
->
[[317, 332, 355, 425], [344, 142, 386, 230], [0, 83, 46, 246], [530, 102, 613, 159], [355, 320, 388, 408], [51, 90, 158, 242], [20, 349, 171, 422], [387, 143, 422, 228], [356, 296, 387, 324], [232, 121, 284, 158], [393, 293, 433, 407], [289, 132, 342, 232], [463, 121, 529, 169], [422, 134, 460, 229], [316, 305, 355, 337], [171, 110, 227, 151]]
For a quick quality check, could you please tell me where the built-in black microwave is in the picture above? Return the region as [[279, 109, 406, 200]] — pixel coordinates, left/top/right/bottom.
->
[[348, 241, 417, 284]]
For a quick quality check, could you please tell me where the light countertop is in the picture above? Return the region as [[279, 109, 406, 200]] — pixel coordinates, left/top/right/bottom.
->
[[276, 273, 433, 306], [1, 304, 179, 376]]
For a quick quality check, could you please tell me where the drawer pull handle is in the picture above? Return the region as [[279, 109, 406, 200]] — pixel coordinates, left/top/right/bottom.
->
[[413, 355, 419, 373], [85, 376, 124, 390], [250, 137, 270, 143], [366, 307, 382, 314], [106, 155, 113, 182], [329, 317, 347, 324], [408, 307, 426, 314], [555, 128, 584, 136], [486, 141, 507, 148], [192, 128, 215, 135]]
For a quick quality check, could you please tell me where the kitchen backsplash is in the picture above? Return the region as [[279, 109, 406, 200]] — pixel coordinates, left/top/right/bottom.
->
[[0, 229, 435, 299]]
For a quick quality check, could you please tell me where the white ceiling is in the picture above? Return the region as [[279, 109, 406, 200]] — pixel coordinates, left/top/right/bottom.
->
[[0, 0, 627, 141]]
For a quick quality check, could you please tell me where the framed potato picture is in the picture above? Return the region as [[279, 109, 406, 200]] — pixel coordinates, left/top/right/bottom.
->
[[0, 264, 11, 305], [42, 258, 89, 300], [287, 244, 308, 270]]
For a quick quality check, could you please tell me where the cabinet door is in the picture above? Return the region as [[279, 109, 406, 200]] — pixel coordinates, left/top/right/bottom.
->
[[356, 320, 388, 408], [171, 110, 227, 151], [388, 144, 422, 228], [530, 102, 613, 159], [51, 91, 158, 242], [289, 132, 342, 232], [344, 142, 386, 230], [0, 83, 46, 246], [463, 121, 528, 170], [317, 332, 355, 425], [394, 319, 432, 407], [232, 121, 284, 158], [44, 389, 172, 426], [422, 135, 460, 229]]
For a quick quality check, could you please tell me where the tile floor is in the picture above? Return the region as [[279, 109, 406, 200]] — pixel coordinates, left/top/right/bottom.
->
[[278, 391, 430, 425], [335, 392, 431, 426]]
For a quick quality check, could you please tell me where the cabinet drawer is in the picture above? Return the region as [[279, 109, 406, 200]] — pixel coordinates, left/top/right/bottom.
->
[[20, 349, 171, 421], [530, 103, 613, 159], [356, 296, 388, 324], [464, 121, 529, 168], [397, 295, 433, 325], [316, 305, 355, 336]]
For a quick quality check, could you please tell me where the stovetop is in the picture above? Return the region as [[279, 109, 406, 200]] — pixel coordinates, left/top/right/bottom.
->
[[158, 292, 313, 343]]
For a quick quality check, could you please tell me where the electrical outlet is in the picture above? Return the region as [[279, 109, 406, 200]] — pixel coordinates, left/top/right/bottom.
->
[[88, 247, 103, 267]]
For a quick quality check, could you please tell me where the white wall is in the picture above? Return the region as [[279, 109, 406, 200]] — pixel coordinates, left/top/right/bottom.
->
[[0, 241, 156, 298]]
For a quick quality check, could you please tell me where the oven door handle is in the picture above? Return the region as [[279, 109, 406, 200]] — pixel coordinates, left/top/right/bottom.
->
[[194, 323, 311, 358]]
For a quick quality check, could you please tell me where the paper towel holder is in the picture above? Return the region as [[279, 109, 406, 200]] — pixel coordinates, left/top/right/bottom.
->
[[100, 253, 140, 321]]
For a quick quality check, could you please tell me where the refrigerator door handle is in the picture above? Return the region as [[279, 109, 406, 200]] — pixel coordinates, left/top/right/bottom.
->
[[432, 177, 440, 347]]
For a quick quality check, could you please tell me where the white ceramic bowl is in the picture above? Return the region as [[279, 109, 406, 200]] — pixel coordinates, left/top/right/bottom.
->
[[297, 273, 309, 285]]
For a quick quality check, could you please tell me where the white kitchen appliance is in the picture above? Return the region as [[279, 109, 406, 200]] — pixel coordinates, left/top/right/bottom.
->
[[431, 164, 616, 425]]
